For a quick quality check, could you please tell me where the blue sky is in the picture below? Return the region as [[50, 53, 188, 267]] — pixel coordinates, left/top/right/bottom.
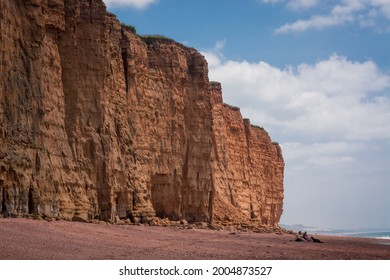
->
[[104, 0, 390, 230]]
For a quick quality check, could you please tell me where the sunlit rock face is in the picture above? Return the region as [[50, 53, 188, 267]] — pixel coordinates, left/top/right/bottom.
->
[[0, 0, 283, 227]]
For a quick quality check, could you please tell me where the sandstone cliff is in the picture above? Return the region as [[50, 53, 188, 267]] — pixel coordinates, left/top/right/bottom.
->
[[0, 0, 283, 228], [210, 82, 284, 227]]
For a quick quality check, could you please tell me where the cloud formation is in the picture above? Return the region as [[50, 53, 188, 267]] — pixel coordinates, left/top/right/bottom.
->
[[103, 0, 157, 9], [203, 49, 390, 143], [261, 0, 390, 33], [287, 0, 319, 10], [259, 0, 318, 9]]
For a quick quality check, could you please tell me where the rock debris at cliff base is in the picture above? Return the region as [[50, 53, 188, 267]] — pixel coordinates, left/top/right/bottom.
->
[[0, 0, 284, 229]]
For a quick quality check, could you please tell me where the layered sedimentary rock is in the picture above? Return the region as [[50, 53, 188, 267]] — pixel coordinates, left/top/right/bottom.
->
[[0, 0, 283, 227], [123, 34, 214, 223], [210, 82, 284, 227]]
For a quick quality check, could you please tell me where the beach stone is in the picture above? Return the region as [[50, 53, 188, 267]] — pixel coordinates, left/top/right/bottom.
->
[[72, 216, 89, 223]]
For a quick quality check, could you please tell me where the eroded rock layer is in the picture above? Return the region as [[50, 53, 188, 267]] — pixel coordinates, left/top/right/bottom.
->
[[210, 82, 284, 227], [0, 0, 283, 227]]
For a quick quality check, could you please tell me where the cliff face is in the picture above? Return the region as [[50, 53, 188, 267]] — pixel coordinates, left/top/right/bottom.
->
[[0, 0, 283, 227], [1, 0, 138, 221], [122, 32, 214, 223], [210, 83, 284, 227]]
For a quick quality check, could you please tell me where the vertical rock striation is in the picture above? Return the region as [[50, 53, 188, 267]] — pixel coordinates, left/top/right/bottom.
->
[[122, 33, 214, 222], [0, 0, 283, 228], [210, 82, 284, 227]]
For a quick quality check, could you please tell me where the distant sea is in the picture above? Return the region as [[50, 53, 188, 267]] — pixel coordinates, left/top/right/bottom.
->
[[342, 231, 390, 240], [281, 224, 390, 240]]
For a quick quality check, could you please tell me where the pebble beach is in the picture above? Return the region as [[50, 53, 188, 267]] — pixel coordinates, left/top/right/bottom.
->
[[1, 218, 389, 260]]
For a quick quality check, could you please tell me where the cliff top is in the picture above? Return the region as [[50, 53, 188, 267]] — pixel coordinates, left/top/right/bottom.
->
[[120, 22, 198, 53]]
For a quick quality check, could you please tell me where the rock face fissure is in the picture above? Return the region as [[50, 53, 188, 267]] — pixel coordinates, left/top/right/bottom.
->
[[0, 0, 284, 228]]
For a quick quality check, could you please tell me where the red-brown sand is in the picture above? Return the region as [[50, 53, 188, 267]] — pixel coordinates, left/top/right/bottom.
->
[[0, 218, 389, 260]]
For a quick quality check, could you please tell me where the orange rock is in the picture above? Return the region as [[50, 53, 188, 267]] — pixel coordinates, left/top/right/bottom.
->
[[0, 0, 283, 229], [210, 83, 284, 227]]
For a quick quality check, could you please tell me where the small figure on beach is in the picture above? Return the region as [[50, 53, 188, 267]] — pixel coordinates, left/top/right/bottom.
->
[[311, 236, 324, 243], [294, 231, 323, 243], [295, 231, 304, 242], [303, 231, 311, 241]]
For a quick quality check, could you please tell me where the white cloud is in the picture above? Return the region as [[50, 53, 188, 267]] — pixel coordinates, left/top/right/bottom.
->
[[275, 14, 352, 33], [282, 141, 365, 161], [370, 0, 390, 18], [103, 0, 158, 9], [203, 47, 390, 143], [259, 0, 319, 9], [276, 0, 363, 33], [287, 0, 319, 10], [281, 141, 365, 171], [202, 40, 225, 69], [259, 0, 282, 3], [268, 0, 390, 33]]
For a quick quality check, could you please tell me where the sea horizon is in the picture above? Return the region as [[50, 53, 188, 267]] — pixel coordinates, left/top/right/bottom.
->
[[281, 224, 390, 240], [338, 231, 390, 240]]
